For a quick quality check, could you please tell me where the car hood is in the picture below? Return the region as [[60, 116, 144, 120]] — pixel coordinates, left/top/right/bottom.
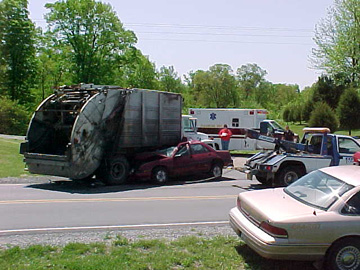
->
[[239, 188, 321, 224], [134, 152, 168, 163]]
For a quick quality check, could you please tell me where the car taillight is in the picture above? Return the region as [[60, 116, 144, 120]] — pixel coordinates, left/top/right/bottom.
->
[[260, 221, 288, 238]]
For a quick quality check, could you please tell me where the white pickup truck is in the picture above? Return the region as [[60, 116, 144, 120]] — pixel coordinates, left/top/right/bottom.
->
[[242, 128, 360, 186]]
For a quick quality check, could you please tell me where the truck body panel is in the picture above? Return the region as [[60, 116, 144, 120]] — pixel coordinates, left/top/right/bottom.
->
[[21, 85, 182, 180]]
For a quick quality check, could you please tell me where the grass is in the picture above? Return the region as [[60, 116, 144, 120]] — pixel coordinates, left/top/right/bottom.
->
[[0, 236, 314, 270], [0, 137, 28, 178]]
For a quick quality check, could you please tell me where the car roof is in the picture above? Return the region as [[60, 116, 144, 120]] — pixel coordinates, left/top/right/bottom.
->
[[319, 165, 360, 186]]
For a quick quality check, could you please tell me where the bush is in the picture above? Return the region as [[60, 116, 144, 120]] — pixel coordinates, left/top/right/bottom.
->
[[309, 102, 339, 132], [0, 97, 31, 135]]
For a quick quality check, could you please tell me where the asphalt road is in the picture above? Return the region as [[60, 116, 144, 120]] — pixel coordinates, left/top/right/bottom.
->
[[0, 166, 261, 234]]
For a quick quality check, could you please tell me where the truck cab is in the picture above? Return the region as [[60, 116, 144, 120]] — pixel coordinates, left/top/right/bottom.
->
[[182, 115, 219, 149]]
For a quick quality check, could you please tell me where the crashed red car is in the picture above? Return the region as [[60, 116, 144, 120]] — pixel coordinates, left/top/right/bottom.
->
[[133, 141, 233, 184]]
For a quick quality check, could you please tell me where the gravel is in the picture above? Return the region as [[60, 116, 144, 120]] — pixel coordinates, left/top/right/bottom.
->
[[0, 224, 235, 249]]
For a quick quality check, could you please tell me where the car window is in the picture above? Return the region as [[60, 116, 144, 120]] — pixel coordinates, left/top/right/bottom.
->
[[176, 144, 190, 157], [190, 144, 209, 154], [341, 192, 360, 215], [338, 138, 360, 154], [285, 170, 354, 210]]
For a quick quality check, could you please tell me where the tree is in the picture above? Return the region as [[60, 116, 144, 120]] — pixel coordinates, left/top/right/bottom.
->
[[158, 66, 185, 93], [0, 0, 37, 104], [312, 0, 360, 86], [190, 64, 239, 108], [45, 0, 137, 84], [236, 63, 267, 99], [0, 96, 30, 135], [309, 102, 339, 132], [337, 88, 360, 135], [312, 75, 344, 109], [117, 49, 159, 89]]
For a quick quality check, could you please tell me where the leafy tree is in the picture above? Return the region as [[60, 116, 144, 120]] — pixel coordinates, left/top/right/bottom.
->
[[337, 88, 360, 135], [117, 49, 159, 89], [309, 102, 339, 132], [158, 66, 185, 93], [312, 0, 360, 86], [45, 0, 137, 84], [312, 75, 344, 109], [236, 63, 267, 99], [190, 64, 239, 108], [282, 106, 292, 123], [0, 0, 37, 104], [0, 97, 31, 135]]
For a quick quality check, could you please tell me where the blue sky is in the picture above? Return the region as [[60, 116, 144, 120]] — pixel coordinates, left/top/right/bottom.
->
[[28, 0, 334, 90]]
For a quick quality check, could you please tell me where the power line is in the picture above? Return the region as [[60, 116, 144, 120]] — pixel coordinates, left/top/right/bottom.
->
[[124, 22, 313, 33], [140, 38, 313, 46], [136, 31, 312, 38]]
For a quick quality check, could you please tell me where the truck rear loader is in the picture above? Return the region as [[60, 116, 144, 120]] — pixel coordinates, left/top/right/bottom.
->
[[20, 84, 182, 185]]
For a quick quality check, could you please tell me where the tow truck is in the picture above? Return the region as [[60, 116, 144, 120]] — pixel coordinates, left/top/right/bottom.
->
[[242, 127, 360, 186]]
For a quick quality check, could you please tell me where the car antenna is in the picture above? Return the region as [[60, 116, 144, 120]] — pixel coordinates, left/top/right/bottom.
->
[[313, 210, 317, 216]]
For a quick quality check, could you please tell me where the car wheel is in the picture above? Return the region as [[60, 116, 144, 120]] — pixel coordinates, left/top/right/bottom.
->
[[152, 167, 168, 184], [326, 238, 360, 270], [275, 166, 302, 186], [211, 163, 223, 179], [103, 156, 130, 185]]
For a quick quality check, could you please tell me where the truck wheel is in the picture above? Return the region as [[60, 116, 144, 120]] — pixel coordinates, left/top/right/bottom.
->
[[325, 238, 360, 270], [211, 163, 223, 179], [276, 166, 302, 186], [256, 175, 270, 185], [104, 156, 130, 185], [152, 167, 168, 184]]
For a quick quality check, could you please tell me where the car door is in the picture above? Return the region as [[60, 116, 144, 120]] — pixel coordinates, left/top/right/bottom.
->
[[189, 143, 213, 173], [171, 143, 196, 176], [337, 137, 360, 165]]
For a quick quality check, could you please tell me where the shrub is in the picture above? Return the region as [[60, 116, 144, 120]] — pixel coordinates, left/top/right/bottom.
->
[[0, 97, 31, 135], [309, 102, 339, 132]]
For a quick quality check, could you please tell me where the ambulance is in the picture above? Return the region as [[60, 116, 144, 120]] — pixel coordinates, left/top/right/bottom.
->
[[189, 108, 289, 150]]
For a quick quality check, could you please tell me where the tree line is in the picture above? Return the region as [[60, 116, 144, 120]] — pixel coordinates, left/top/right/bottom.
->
[[0, 0, 359, 135]]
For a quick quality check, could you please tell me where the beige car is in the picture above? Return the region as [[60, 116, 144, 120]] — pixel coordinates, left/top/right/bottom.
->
[[229, 165, 360, 270]]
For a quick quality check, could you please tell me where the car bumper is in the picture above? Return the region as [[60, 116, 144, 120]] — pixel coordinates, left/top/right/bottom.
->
[[229, 207, 327, 261]]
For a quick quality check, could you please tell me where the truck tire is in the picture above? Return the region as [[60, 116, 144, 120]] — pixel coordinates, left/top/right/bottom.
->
[[103, 156, 130, 185], [152, 167, 169, 184], [275, 166, 302, 186], [256, 175, 270, 185], [325, 238, 360, 270]]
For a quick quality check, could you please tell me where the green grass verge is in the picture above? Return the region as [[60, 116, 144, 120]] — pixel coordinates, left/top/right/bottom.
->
[[0, 138, 28, 178], [0, 236, 313, 270]]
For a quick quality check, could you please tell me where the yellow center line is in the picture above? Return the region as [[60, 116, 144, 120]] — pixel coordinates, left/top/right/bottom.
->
[[0, 195, 237, 205]]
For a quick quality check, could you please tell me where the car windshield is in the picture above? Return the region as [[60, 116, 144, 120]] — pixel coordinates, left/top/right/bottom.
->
[[156, 146, 176, 157], [285, 170, 354, 210]]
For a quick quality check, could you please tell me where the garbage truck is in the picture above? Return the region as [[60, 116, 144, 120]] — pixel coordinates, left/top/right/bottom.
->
[[20, 84, 182, 185]]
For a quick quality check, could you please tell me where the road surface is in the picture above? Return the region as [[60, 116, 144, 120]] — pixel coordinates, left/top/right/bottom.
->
[[0, 164, 261, 234]]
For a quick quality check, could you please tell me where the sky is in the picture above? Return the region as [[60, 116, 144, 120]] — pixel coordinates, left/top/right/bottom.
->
[[28, 0, 335, 90]]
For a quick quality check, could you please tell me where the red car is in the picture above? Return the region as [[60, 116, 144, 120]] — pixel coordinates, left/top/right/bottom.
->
[[354, 151, 360, 165], [133, 141, 233, 184]]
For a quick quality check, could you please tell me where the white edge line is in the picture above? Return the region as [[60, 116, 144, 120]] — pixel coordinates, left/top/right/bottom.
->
[[0, 221, 229, 235]]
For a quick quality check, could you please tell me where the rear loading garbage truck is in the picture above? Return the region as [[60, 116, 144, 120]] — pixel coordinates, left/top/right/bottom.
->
[[20, 84, 182, 185]]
